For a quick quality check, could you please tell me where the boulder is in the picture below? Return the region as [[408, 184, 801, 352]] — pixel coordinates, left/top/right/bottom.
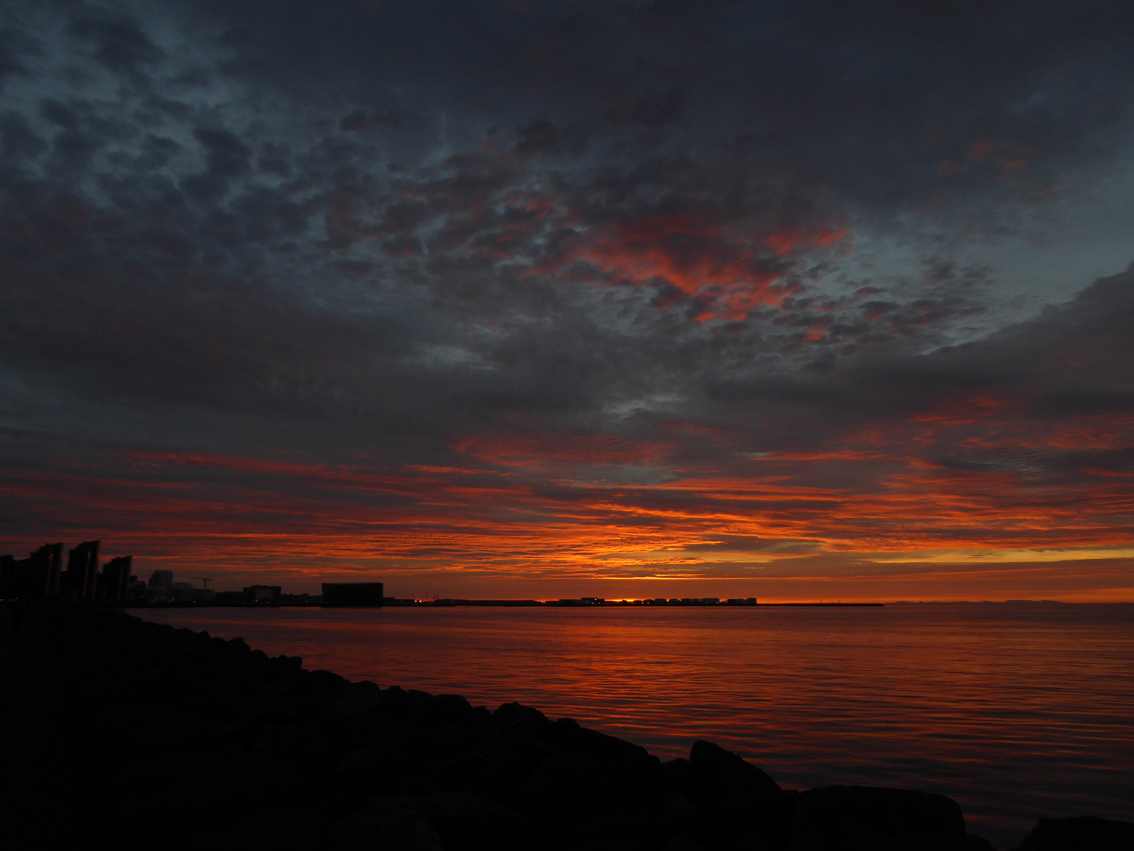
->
[[324, 681, 385, 725], [348, 791, 532, 850], [493, 701, 559, 742], [688, 740, 781, 801], [335, 805, 447, 851], [1014, 816, 1134, 851], [791, 786, 966, 850], [425, 749, 500, 794], [520, 747, 611, 820]]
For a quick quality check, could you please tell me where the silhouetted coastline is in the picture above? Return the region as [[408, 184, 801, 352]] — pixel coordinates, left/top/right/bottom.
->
[[3, 540, 889, 608], [1, 603, 1129, 850]]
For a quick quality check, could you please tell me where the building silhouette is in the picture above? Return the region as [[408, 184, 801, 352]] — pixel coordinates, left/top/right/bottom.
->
[[169, 582, 195, 604], [64, 541, 100, 600], [148, 570, 174, 591], [0, 544, 64, 600], [98, 556, 133, 602], [0, 554, 15, 599], [322, 582, 384, 607], [244, 585, 281, 605], [1, 541, 135, 602]]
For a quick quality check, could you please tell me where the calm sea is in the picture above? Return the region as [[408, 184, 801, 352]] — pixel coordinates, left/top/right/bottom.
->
[[142, 603, 1134, 849]]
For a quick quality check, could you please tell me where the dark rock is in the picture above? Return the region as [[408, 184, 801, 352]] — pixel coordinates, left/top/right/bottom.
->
[[688, 740, 781, 801], [520, 747, 612, 818], [110, 752, 303, 829], [400, 689, 475, 728], [426, 749, 499, 793], [558, 810, 669, 851], [1014, 816, 1134, 851], [662, 836, 709, 851], [662, 742, 788, 847], [827, 838, 996, 850], [663, 757, 692, 791], [726, 789, 798, 849], [210, 697, 301, 742], [270, 653, 304, 677], [349, 712, 445, 759], [227, 636, 250, 653], [305, 668, 348, 691], [249, 648, 270, 667], [324, 680, 385, 724], [792, 786, 966, 850], [662, 790, 699, 826], [288, 724, 340, 776], [556, 716, 659, 769], [494, 700, 560, 741], [260, 677, 302, 699], [334, 741, 415, 790], [335, 804, 447, 851], [349, 792, 532, 850]]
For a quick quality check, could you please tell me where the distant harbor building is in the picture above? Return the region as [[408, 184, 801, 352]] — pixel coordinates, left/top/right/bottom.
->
[[148, 570, 174, 591], [127, 579, 147, 600], [170, 582, 195, 604], [244, 585, 281, 605], [322, 582, 384, 607], [192, 587, 216, 604]]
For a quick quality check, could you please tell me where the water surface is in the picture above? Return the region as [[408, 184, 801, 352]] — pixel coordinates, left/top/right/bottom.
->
[[143, 603, 1134, 848]]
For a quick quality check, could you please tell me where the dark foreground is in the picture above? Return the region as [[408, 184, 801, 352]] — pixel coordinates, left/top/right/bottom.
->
[[1, 605, 1129, 851]]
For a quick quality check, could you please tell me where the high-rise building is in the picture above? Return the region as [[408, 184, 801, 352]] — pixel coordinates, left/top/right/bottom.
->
[[64, 541, 100, 600], [12, 544, 66, 600], [98, 556, 133, 602]]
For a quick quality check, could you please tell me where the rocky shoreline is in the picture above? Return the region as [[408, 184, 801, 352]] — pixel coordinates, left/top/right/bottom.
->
[[1, 604, 1129, 850]]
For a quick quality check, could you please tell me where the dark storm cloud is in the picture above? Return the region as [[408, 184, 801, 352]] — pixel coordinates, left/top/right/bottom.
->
[[180, 125, 252, 201], [0, 111, 47, 162], [65, 9, 165, 81], [0, 27, 43, 87]]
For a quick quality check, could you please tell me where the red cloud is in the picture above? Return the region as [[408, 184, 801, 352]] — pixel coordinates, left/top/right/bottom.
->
[[554, 214, 846, 321]]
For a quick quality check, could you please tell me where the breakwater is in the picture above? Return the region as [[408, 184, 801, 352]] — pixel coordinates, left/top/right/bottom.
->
[[1, 604, 1129, 850]]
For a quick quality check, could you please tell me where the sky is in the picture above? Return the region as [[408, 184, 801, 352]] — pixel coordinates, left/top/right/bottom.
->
[[2, 0, 1133, 600]]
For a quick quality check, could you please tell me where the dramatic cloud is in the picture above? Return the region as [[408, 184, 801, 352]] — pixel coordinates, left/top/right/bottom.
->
[[1, 0, 1132, 599]]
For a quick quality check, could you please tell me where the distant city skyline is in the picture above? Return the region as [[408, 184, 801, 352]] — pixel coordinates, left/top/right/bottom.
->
[[1, 2, 1132, 601]]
